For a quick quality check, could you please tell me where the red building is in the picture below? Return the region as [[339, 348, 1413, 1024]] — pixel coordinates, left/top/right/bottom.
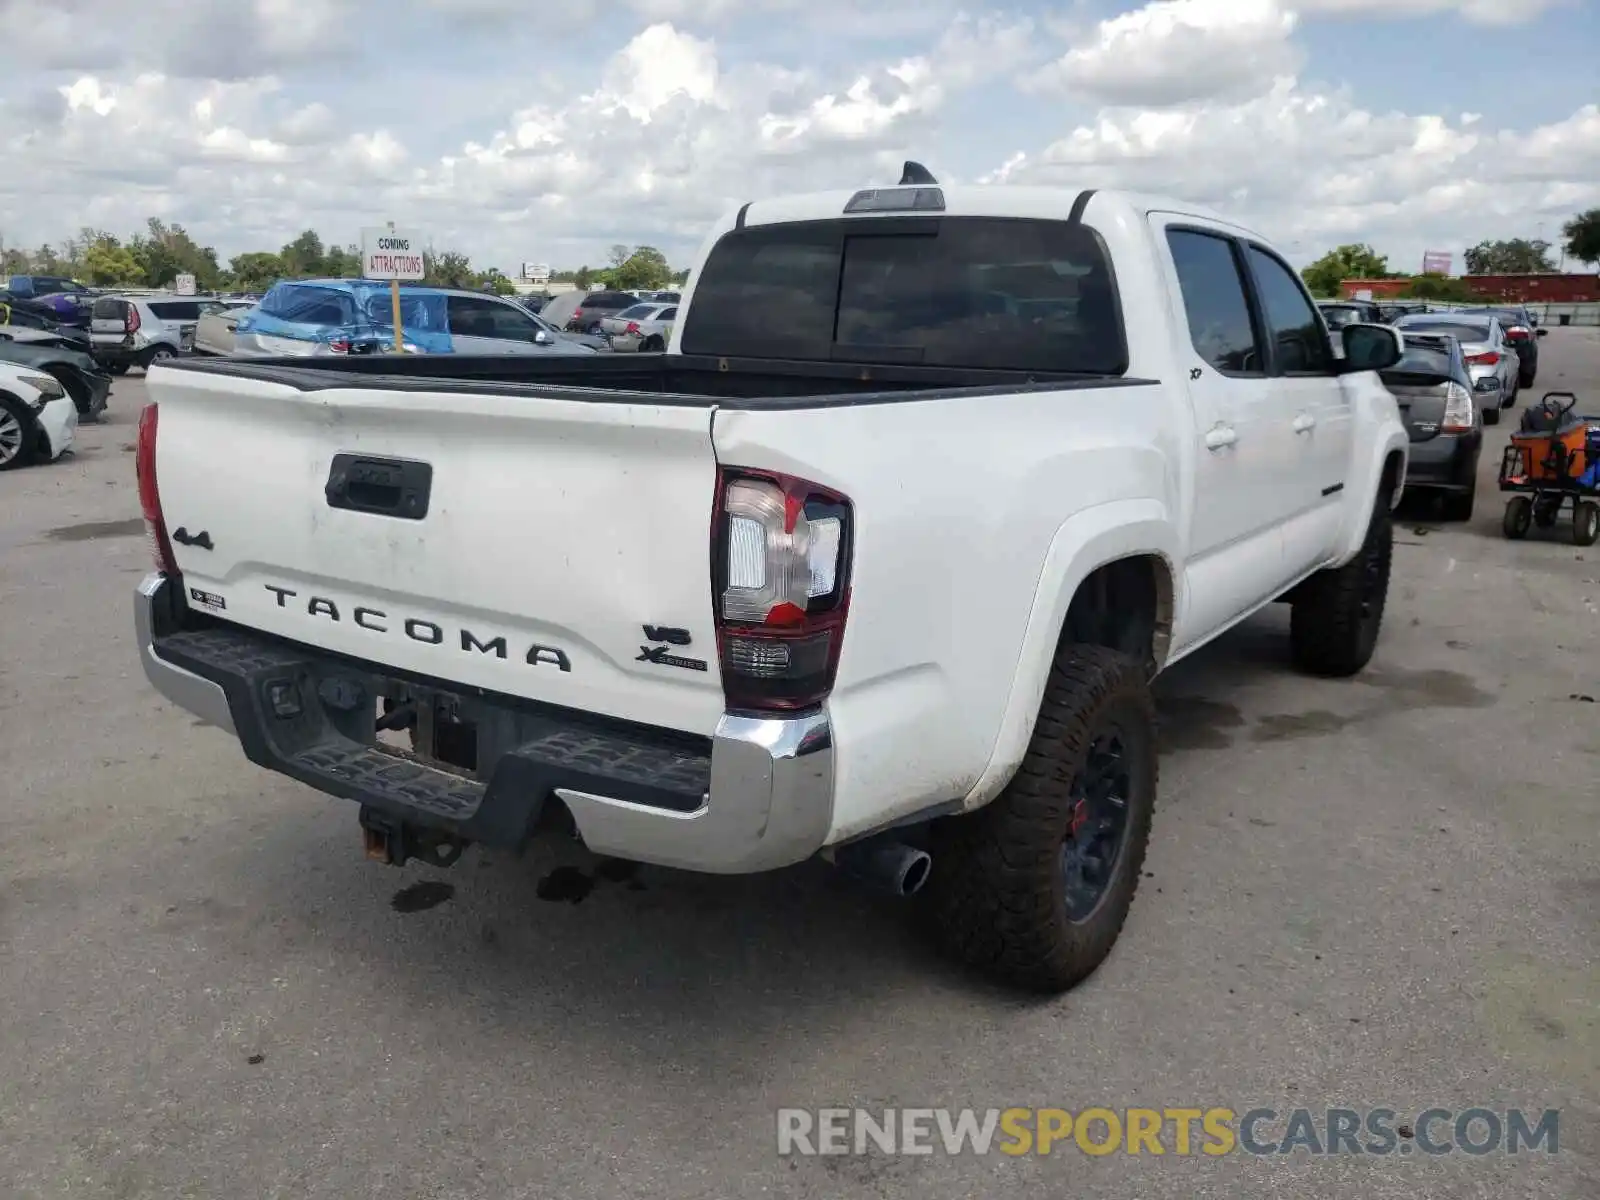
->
[[1340, 274, 1600, 302]]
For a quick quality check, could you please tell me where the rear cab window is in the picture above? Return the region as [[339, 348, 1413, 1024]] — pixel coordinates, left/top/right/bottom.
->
[[681, 217, 1128, 374], [91, 298, 128, 321]]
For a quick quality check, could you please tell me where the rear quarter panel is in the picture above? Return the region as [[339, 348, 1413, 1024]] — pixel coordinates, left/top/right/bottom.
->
[[713, 381, 1181, 842]]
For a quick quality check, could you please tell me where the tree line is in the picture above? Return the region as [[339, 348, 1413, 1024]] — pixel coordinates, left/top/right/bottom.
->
[[1, 222, 692, 295], [1301, 209, 1600, 301]]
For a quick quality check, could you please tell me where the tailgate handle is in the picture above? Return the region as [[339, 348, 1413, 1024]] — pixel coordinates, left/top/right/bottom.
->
[[325, 454, 433, 520]]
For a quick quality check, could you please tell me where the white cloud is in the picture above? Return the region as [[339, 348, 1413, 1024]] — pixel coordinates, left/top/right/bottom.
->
[[1293, 0, 1565, 25], [1031, 0, 1302, 105], [0, 3, 1594, 278], [986, 79, 1599, 265]]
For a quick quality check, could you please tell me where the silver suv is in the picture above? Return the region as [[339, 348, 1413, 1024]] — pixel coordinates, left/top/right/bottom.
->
[[90, 295, 201, 374]]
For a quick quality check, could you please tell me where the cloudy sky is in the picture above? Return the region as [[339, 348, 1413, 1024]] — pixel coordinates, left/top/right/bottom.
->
[[0, 0, 1596, 275]]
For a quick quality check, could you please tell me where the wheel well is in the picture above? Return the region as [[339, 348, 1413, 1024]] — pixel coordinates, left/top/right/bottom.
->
[[1381, 449, 1404, 505], [1062, 555, 1174, 674]]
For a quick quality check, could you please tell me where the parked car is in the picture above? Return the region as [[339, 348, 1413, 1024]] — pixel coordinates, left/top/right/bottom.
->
[[90, 295, 202, 373], [0, 329, 111, 420], [525, 309, 610, 352], [1475, 305, 1546, 386], [1318, 300, 1385, 329], [231, 281, 599, 358], [604, 303, 678, 351], [1392, 312, 1520, 423], [0, 299, 93, 350], [132, 174, 1409, 994], [0, 359, 78, 470], [539, 290, 640, 335], [3, 275, 95, 325], [193, 302, 256, 356], [1379, 333, 1480, 520]]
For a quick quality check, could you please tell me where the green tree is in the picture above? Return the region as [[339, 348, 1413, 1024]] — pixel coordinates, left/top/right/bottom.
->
[[1562, 209, 1600, 270], [612, 245, 672, 292], [1463, 238, 1553, 275], [0, 247, 29, 274], [82, 241, 145, 286], [228, 251, 285, 292], [1402, 273, 1477, 302], [129, 219, 222, 289], [322, 244, 360, 278], [279, 229, 326, 277], [422, 249, 476, 288], [479, 268, 517, 296], [1301, 244, 1390, 297], [574, 265, 593, 289]]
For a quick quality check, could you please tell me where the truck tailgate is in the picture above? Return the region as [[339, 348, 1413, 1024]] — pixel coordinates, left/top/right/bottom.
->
[[149, 367, 725, 735]]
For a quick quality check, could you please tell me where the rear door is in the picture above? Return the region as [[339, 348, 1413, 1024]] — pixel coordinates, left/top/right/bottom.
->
[[149, 369, 726, 735], [1153, 220, 1292, 644], [1240, 242, 1352, 567], [90, 297, 129, 343], [149, 301, 201, 351]]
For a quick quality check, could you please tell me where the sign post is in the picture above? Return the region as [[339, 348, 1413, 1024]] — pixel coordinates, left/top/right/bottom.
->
[[361, 223, 426, 352]]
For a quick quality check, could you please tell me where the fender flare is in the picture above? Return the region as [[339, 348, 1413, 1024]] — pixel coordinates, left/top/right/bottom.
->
[[1334, 429, 1408, 563], [960, 498, 1181, 811]]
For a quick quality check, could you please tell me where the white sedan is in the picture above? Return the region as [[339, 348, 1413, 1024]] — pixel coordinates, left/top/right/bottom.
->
[[0, 360, 78, 470], [601, 302, 678, 351]]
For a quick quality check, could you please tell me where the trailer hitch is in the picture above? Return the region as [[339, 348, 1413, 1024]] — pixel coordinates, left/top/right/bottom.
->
[[359, 807, 468, 869]]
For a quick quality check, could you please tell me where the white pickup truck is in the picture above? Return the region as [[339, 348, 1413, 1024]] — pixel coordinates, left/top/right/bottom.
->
[[134, 170, 1408, 992]]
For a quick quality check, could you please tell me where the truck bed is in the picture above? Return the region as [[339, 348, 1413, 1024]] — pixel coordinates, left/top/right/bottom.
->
[[161, 352, 1152, 408]]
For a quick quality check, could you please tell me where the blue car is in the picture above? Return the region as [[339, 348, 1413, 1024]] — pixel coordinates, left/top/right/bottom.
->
[[232, 279, 598, 358], [3, 275, 95, 326]]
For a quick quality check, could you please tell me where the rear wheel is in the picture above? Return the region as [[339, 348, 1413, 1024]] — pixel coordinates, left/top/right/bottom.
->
[[1289, 497, 1392, 677], [0, 393, 38, 471], [107, 362, 130, 376], [144, 345, 176, 369], [1503, 495, 1533, 539], [642, 335, 665, 352], [1574, 502, 1600, 547], [924, 644, 1156, 994]]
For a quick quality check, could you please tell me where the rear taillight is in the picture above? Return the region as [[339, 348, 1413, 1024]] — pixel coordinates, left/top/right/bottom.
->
[[136, 403, 178, 575], [572, 308, 584, 322], [626, 321, 640, 335], [1505, 326, 1530, 340], [126, 305, 141, 333], [1441, 381, 1476, 432], [712, 469, 852, 712], [1467, 351, 1500, 366], [328, 338, 351, 353]]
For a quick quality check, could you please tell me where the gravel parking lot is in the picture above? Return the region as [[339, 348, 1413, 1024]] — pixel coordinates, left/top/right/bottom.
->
[[3, 336, 1598, 1200]]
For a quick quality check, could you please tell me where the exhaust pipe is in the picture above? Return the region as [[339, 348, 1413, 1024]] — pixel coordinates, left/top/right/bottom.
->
[[829, 836, 932, 897]]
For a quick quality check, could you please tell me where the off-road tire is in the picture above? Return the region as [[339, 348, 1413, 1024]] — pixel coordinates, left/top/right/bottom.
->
[[923, 644, 1156, 994], [1289, 497, 1393, 677]]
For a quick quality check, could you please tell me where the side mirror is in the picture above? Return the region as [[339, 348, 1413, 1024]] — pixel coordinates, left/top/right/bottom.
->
[[1536, 327, 1548, 337], [1341, 323, 1402, 372], [533, 329, 552, 345]]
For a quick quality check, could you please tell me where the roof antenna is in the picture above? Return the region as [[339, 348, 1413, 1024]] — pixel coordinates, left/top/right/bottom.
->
[[898, 160, 937, 185]]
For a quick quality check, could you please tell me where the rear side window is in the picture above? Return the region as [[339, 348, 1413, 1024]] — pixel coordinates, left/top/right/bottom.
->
[[659, 306, 678, 321], [1166, 230, 1263, 375], [617, 304, 657, 320], [148, 301, 202, 321], [260, 284, 355, 326], [92, 298, 128, 320], [683, 217, 1127, 374], [1245, 246, 1334, 375]]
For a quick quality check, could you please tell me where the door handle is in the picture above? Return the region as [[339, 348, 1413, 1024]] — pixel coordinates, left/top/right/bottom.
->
[[1293, 413, 1317, 434], [1204, 424, 1237, 450]]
